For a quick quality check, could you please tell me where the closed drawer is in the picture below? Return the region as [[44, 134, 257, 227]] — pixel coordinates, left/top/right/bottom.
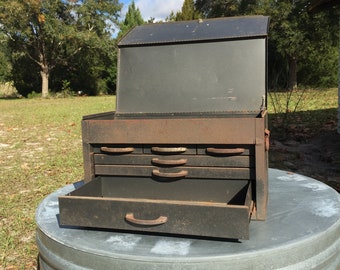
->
[[92, 144, 255, 180], [92, 145, 196, 155], [95, 165, 253, 179], [59, 176, 253, 239], [94, 154, 254, 168], [93, 145, 253, 155]]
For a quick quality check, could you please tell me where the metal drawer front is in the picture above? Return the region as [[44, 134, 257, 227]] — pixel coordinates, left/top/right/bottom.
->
[[95, 165, 253, 180], [59, 177, 253, 239], [94, 154, 254, 168]]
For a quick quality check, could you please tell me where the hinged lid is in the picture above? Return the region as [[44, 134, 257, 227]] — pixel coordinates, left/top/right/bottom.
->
[[116, 16, 269, 116]]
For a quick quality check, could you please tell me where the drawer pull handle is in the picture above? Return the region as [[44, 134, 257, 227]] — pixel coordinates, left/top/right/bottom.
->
[[125, 213, 168, 226], [152, 169, 188, 178], [100, 147, 134, 154], [151, 147, 187, 153], [206, 147, 244, 155], [152, 158, 187, 166]]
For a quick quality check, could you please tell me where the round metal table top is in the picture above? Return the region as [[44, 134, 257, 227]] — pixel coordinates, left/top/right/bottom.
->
[[36, 169, 340, 270]]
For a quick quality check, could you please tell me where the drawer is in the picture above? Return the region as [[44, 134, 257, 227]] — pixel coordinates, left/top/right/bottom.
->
[[92, 145, 197, 155], [94, 154, 255, 168], [94, 165, 254, 179], [92, 145, 254, 156], [58, 177, 253, 239]]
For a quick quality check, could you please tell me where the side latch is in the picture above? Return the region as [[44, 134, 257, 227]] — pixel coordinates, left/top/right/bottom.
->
[[265, 129, 270, 151]]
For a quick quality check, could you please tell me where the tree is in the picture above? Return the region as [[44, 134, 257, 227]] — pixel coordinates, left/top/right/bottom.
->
[[195, 0, 239, 18], [172, 0, 202, 21], [0, 0, 122, 97], [194, 0, 339, 89], [238, 0, 259, 15], [118, 1, 144, 39], [250, 0, 339, 89], [0, 33, 11, 82]]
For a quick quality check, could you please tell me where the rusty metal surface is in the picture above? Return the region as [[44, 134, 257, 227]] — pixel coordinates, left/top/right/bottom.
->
[[59, 16, 270, 240], [82, 116, 258, 144], [77, 113, 268, 239], [59, 177, 253, 240], [94, 165, 253, 179], [94, 154, 254, 167]]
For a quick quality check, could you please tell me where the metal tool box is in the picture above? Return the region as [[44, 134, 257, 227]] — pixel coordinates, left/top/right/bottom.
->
[[59, 16, 270, 240]]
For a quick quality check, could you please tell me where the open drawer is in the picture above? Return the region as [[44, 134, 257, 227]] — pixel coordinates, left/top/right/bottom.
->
[[59, 176, 254, 239]]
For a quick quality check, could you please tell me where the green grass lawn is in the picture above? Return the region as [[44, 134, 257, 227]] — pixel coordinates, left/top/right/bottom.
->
[[0, 89, 338, 269], [0, 96, 115, 269]]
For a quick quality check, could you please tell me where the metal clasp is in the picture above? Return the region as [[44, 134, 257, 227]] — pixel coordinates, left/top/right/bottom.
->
[[265, 129, 270, 151]]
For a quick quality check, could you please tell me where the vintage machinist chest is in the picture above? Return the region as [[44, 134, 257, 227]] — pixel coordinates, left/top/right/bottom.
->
[[59, 16, 270, 240]]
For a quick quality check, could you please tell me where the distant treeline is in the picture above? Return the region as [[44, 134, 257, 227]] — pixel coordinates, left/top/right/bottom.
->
[[0, 0, 338, 97]]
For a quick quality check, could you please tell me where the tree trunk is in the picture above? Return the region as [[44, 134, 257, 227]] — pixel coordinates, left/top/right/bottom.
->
[[288, 55, 298, 90], [41, 70, 49, 98]]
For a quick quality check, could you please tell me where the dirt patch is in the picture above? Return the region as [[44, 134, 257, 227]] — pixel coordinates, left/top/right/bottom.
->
[[269, 129, 340, 192]]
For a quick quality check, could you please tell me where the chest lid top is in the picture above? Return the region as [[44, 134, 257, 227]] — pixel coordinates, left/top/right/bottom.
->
[[116, 16, 269, 116]]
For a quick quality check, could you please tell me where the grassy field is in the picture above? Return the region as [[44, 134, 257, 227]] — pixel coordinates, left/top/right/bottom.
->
[[0, 96, 116, 269], [0, 88, 338, 269]]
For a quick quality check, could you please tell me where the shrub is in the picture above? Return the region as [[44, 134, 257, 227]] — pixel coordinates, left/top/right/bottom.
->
[[0, 81, 20, 98]]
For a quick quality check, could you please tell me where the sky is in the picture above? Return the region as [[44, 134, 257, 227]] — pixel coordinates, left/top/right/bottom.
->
[[119, 0, 184, 22]]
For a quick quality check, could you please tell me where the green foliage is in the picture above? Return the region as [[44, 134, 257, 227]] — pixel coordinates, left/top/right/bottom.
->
[[195, 0, 240, 18], [27, 91, 41, 99], [62, 80, 72, 93], [10, 53, 41, 97], [168, 0, 202, 21], [260, 0, 338, 89], [194, 0, 339, 89], [0, 0, 122, 97], [299, 45, 338, 87], [50, 37, 118, 96], [118, 1, 144, 39], [0, 34, 11, 82]]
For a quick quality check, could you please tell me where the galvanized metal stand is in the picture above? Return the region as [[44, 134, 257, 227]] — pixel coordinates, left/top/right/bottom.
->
[[36, 169, 340, 270]]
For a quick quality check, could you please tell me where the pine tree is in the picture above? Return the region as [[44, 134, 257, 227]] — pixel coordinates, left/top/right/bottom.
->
[[177, 0, 201, 21], [118, 1, 144, 39]]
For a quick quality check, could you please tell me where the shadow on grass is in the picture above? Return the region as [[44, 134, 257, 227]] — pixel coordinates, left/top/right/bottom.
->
[[268, 107, 340, 192], [268, 108, 338, 141]]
